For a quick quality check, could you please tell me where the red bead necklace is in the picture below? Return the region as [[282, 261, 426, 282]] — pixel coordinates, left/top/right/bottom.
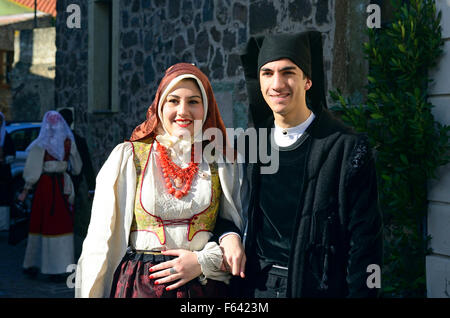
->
[[156, 141, 199, 199]]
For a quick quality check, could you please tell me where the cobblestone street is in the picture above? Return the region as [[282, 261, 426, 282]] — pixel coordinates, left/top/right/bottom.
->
[[0, 231, 74, 298]]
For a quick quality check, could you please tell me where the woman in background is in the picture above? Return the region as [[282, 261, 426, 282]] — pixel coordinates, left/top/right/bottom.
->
[[19, 110, 82, 280]]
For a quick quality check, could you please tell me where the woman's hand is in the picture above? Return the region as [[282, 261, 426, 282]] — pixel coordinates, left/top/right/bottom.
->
[[17, 189, 28, 202], [148, 249, 202, 291], [220, 234, 246, 278]]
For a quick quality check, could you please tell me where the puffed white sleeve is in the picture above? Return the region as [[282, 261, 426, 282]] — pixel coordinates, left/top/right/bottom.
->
[[22, 146, 45, 190], [217, 157, 247, 233], [69, 140, 83, 176], [75, 142, 136, 298], [194, 241, 229, 284], [193, 158, 248, 284]]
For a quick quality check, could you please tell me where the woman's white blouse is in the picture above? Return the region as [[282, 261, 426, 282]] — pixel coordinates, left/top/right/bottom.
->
[[22, 143, 82, 204], [129, 142, 214, 251]]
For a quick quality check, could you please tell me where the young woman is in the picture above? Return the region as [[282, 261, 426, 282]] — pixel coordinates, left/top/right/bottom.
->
[[19, 110, 82, 279], [76, 63, 246, 298]]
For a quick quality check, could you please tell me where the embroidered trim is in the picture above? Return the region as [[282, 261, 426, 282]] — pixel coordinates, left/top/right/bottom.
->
[[347, 135, 370, 183], [129, 138, 166, 244]]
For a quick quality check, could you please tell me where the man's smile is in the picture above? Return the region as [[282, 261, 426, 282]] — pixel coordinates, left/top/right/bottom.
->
[[268, 92, 291, 103]]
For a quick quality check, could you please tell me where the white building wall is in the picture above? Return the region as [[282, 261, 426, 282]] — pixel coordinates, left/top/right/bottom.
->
[[426, 0, 450, 299]]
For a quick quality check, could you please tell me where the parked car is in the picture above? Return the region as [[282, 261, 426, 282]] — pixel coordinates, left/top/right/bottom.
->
[[5, 122, 41, 202]]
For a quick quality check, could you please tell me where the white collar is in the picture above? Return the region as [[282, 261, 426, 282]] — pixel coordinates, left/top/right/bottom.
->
[[155, 133, 193, 165], [274, 112, 316, 147]]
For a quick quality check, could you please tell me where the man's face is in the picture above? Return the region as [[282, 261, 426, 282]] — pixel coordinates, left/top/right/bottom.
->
[[259, 58, 311, 118]]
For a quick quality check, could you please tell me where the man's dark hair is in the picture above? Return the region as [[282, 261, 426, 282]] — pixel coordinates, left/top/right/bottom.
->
[[59, 108, 73, 126]]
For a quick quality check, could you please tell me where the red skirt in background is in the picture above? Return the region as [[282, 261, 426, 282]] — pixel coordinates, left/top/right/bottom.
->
[[29, 173, 73, 235], [110, 249, 229, 298]]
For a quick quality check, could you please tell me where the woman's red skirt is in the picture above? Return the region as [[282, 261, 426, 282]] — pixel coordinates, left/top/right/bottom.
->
[[29, 173, 73, 235], [110, 249, 229, 298]]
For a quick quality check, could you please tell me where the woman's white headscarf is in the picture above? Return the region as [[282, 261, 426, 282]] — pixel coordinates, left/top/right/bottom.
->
[[26, 111, 75, 161], [155, 74, 208, 162]]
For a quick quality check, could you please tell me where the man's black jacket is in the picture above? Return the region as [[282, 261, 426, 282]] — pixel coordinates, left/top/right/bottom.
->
[[215, 108, 383, 298]]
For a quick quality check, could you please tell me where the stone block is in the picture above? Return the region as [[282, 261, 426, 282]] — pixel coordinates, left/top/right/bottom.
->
[[428, 202, 450, 256], [202, 0, 214, 22], [428, 163, 450, 203], [233, 2, 247, 24], [122, 31, 138, 48], [194, 30, 210, 63], [426, 255, 450, 298], [430, 96, 450, 126], [213, 84, 234, 128], [249, 1, 277, 34], [429, 41, 450, 95], [315, 0, 330, 25], [427, 96, 450, 203], [436, 0, 450, 39], [288, 0, 312, 23]]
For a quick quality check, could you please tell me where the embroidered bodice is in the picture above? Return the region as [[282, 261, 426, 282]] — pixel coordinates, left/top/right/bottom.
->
[[128, 137, 221, 251]]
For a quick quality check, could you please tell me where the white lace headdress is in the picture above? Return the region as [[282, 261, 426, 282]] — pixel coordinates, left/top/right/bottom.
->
[[26, 110, 75, 161]]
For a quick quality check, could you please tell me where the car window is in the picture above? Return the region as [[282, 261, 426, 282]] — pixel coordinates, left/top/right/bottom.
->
[[10, 128, 40, 151], [29, 128, 40, 145]]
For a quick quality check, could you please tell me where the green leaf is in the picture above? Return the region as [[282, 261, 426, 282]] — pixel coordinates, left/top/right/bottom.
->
[[400, 154, 409, 165], [371, 113, 384, 120]]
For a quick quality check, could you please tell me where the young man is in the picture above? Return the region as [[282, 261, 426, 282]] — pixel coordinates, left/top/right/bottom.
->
[[235, 31, 383, 298]]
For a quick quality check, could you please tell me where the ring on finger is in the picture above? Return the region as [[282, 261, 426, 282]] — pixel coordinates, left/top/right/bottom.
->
[[169, 267, 177, 275]]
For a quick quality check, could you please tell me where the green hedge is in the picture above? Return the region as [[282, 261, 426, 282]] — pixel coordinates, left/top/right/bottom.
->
[[331, 0, 450, 297]]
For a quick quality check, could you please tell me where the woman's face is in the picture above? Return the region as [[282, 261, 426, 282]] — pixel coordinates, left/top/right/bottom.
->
[[161, 79, 204, 138]]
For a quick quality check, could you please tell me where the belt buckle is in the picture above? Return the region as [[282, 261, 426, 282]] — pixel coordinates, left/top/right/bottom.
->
[[133, 249, 162, 255], [272, 264, 288, 271]]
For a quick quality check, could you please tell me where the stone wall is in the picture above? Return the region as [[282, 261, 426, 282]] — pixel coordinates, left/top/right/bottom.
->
[[10, 27, 55, 121], [55, 0, 370, 172], [0, 15, 54, 120], [117, 0, 336, 131]]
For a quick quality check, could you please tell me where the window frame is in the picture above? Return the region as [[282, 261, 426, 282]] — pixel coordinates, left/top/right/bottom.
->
[[87, 0, 119, 114]]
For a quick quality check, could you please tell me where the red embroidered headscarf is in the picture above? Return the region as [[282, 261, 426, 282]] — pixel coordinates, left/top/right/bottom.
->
[[130, 63, 232, 159]]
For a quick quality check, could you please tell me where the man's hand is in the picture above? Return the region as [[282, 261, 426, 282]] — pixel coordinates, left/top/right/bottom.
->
[[220, 234, 246, 278]]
